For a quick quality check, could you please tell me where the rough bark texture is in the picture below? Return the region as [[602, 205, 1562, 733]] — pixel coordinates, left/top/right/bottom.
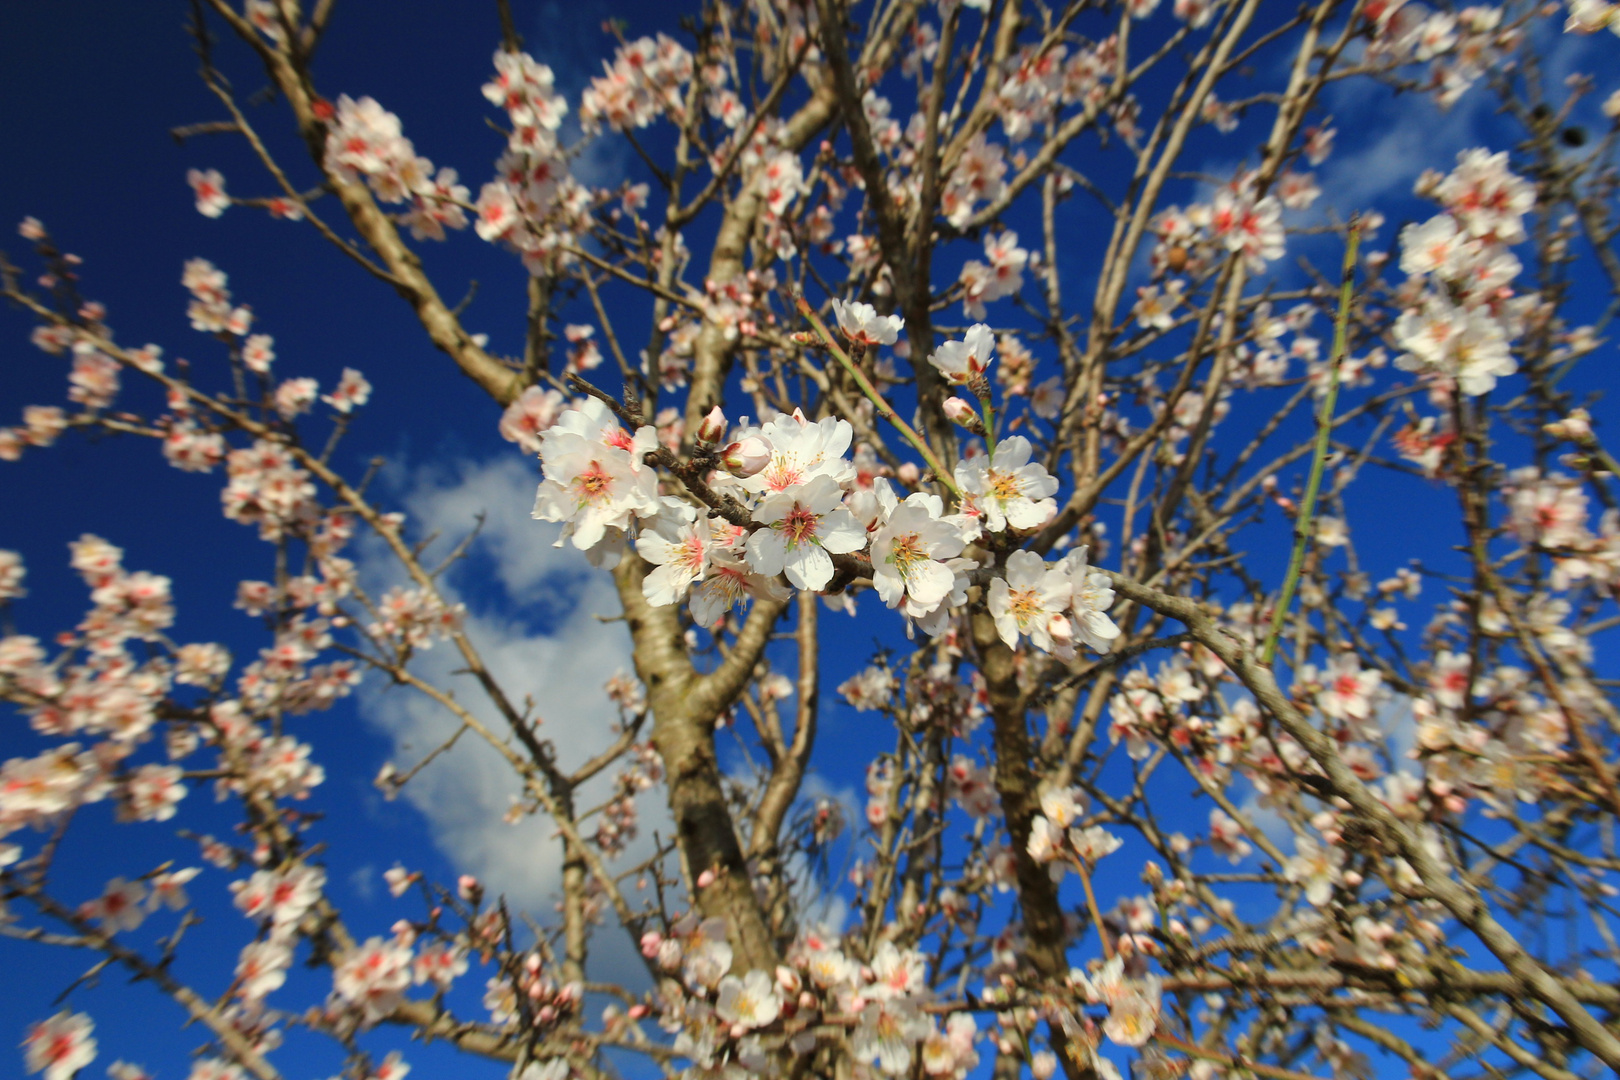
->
[[973, 612, 1092, 1080]]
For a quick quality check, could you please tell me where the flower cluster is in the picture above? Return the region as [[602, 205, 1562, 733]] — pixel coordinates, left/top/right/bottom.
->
[[475, 50, 584, 273], [183, 257, 253, 336], [1149, 169, 1289, 279], [332, 934, 415, 1024], [482, 950, 582, 1030], [959, 231, 1029, 320], [580, 35, 694, 133], [323, 95, 469, 240], [367, 587, 466, 652], [1369, 2, 1519, 108], [529, 314, 1125, 653], [1026, 786, 1123, 871], [640, 919, 980, 1078], [1068, 956, 1164, 1050], [995, 37, 1120, 142], [222, 441, 319, 540], [1393, 149, 1536, 395], [1504, 465, 1620, 591], [0, 539, 225, 868]]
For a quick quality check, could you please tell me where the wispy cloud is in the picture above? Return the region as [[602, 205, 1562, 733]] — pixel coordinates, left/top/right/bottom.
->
[[523, 0, 634, 191], [1315, 71, 1496, 214], [357, 453, 665, 981]]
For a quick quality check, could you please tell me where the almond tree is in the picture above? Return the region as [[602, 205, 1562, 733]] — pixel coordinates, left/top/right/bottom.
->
[[5, 0, 1620, 1077]]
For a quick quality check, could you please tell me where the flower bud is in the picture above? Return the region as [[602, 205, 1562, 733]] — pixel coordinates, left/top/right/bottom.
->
[[1545, 408, 1593, 442], [1048, 613, 1074, 649], [696, 405, 727, 446], [721, 436, 771, 478], [458, 874, 481, 901], [896, 462, 920, 486], [696, 868, 717, 889], [943, 396, 982, 433], [640, 931, 663, 958]]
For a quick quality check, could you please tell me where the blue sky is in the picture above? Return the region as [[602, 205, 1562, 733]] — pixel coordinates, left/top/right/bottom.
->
[[4, 1, 1620, 1078], [0, 3, 671, 1077]]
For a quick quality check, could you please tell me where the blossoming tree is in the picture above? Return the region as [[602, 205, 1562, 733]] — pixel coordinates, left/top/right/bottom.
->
[[5, 0, 1620, 1077]]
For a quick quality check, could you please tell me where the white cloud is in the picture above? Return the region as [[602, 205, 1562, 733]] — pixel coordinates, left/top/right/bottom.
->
[[356, 453, 666, 982], [349, 863, 377, 903], [1315, 70, 1495, 214], [521, 1, 634, 192], [791, 772, 861, 932]]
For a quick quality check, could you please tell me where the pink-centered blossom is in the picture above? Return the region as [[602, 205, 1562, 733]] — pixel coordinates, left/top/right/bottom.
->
[[187, 169, 229, 218], [928, 324, 995, 385], [987, 550, 1072, 652], [831, 299, 903, 347], [23, 1011, 96, 1080], [746, 475, 866, 592], [333, 936, 414, 1023], [869, 481, 968, 619], [636, 520, 711, 607], [955, 436, 1058, 533]]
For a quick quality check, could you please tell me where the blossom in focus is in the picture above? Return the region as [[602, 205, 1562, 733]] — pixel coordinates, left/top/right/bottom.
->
[[831, 299, 903, 347], [637, 519, 712, 607], [955, 436, 1059, 533], [988, 550, 1072, 653], [1061, 546, 1121, 653], [740, 411, 856, 494], [929, 324, 996, 385], [746, 475, 866, 591], [533, 401, 662, 553], [869, 480, 969, 619], [688, 548, 792, 628]]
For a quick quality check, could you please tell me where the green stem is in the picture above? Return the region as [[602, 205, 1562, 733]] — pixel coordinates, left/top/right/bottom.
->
[[977, 390, 997, 448], [1260, 223, 1362, 667], [796, 297, 962, 498], [1579, 438, 1620, 480]]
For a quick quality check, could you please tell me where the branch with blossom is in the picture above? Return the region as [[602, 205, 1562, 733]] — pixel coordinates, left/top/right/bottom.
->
[[6, 0, 1620, 1077]]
